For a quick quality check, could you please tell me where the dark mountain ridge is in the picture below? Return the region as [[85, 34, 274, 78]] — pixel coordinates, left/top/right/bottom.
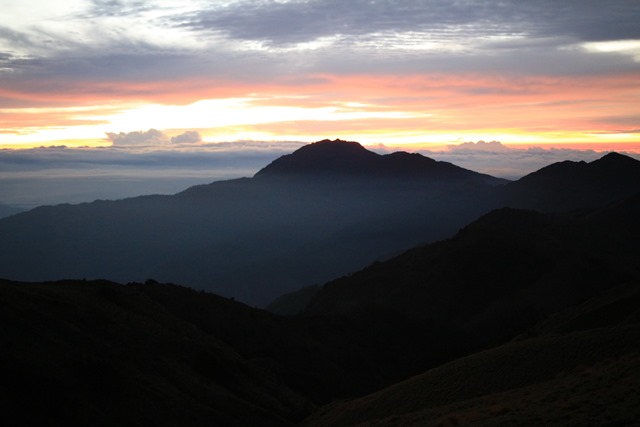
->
[[0, 140, 507, 306], [0, 140, 638, 307], [504, 151, 640, 211], [255, 139, 506, 185], [304, 193, 640, 357]]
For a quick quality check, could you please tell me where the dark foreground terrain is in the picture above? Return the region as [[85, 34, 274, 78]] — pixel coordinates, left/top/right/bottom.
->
[[2, 193, 640, 425]]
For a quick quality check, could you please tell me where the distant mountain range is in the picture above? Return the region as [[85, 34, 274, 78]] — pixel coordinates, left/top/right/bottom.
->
[[0, 139, 639, 307]]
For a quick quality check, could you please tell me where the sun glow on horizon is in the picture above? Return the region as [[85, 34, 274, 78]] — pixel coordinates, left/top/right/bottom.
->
[[1, 71, 639, 151]]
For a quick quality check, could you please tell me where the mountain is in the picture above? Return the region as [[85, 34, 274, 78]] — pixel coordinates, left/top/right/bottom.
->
[[303, 194, 640, 362], [3, 198, 639, 425], [0, 141, 638, 307], [2, 188, 640, 425], [0, 277, 442, 426], [302, 280, 640, 427], [503, 151, 640, 211], [0, 202, 23, 219], [255, 139, 506, 185], [0, 140, 506, 307]]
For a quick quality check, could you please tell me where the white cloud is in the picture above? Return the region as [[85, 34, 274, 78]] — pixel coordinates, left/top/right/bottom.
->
[[106, 129, 168, 146], [448, 140, 511, 152]]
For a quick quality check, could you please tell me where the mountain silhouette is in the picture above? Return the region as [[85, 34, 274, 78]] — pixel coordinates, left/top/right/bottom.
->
[[503, 151, 640, 211], [304, 194, 640, 357], [255, 138, 505, 184], [0, 140, 507, 306], [0, 140, 638, 307], [2, 195, 640, 425]]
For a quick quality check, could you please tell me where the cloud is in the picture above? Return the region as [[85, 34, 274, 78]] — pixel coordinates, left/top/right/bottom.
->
[[171, 130, 201, 144], [448, 140, 511, 152], [106, 129, 168, 146], [181, 0, 640, 47]]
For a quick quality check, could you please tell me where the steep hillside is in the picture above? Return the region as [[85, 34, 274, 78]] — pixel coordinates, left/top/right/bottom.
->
[[302, 280, 640, 427], [304, 195, 640, 360]]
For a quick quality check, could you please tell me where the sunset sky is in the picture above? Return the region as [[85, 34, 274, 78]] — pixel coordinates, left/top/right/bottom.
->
[[1, 0, 639, 151]]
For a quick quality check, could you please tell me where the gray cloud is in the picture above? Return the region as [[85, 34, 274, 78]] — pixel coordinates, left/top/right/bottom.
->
[[107, 129, 168, 146], [171, 130, 202, 144], [181, 0, 640, 46], [0, 0, 637, 93]]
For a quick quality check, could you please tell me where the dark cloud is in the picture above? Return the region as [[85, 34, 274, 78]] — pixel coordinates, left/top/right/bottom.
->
[[180, 0, 640, 46]]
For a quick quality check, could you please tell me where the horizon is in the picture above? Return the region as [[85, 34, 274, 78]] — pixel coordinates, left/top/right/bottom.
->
[[1, 1, 639, 151], [1, 138, 639, 210]]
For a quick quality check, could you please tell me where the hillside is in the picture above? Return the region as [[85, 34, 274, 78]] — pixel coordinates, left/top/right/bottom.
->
[[301, 280, 640, 426], [303, 194, 640, 363], [0, 277, 468, 426], [2, 194, 640, 425]]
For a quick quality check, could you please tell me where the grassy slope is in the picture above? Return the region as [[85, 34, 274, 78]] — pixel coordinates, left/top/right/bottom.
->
[[302, 281, 640, 427], [0, 279, 310, 427]]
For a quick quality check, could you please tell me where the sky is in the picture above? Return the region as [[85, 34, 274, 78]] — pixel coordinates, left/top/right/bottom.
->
[[1, 0, 639, 149], [1, 0, 639, 208]]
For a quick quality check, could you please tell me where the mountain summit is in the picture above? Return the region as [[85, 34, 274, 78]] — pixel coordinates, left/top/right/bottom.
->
[[254, 139, 378, 178], [254, 139, 506, 185], [505, 151, 640, 211]]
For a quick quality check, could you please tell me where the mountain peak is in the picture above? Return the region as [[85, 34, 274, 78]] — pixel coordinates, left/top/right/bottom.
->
[[254, 138, 504, 185], [593, 151, 639, 168], [253, 138, 381, 179]]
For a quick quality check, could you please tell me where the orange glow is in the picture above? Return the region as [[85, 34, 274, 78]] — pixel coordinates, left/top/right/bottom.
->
[[1, 72, 639, 150]]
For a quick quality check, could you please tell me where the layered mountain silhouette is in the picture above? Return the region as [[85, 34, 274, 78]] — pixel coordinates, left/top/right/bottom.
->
[[0, 139, 506, 306], [2, 195, 639, 425], [0, 139, 638, 309], [503, 151, 640, 211]]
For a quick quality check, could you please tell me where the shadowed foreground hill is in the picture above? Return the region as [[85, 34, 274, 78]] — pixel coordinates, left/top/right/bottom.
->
[[0, 277, 476, 426], [0, 279, 310, 427], [302, 280, 640, 427], [303, 194, 640, 369]]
